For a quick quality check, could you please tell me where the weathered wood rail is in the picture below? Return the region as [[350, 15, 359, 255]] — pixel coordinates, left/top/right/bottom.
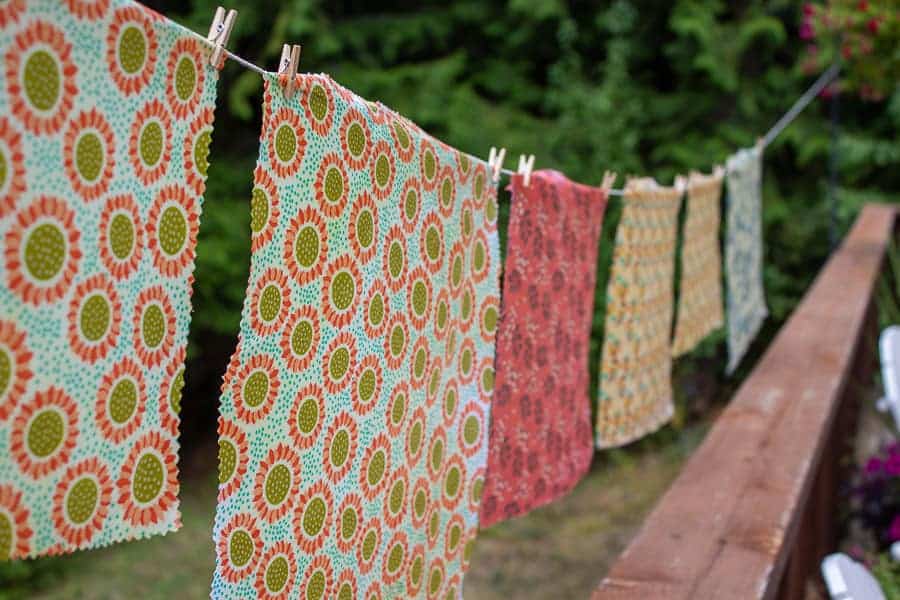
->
[[593, 203, 897, 600]]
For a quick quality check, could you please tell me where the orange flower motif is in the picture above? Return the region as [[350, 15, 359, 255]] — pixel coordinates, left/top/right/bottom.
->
[[406, 543, 426, 597], [283, 205, 328, 285], [437, 166, 457, 220], [348, 190, 379, 264], [455, 149, 473, 183], [0, 117, 26, 217], [146, 184, 200, 278], [425, 504, 441, 550], [369, 140, 396, 201], [382, 467, 409, 529], [0, 0, 25, 28], [322, 411, 358, 484], [484, 185, 500, 233], [427, 425, 447, 481], [94, 357, 146, 443], [183, 106, 215, 196], [131, 285, 176, 368], [399, 178, 421, 234], [128, 99, 172, 185], [457, 337, 477, 385], [165, 38, 206, 120], [216, 512, 262, 583], [447, 241, 466, 297], [409, 476, 430, 530], [459, 197, 475, 244], [385, 381, 410, 437], [267, 107, 307, 179], [293, 481, 334, 555], [253, 540, 297, 600], [479, 294, 500, 344], [313, 153, 350, 218], [352, 355, 382, 416], [471, 163, 489, 210], [365, 582, 382, 600], [359, 433, 392, 501], [217, 416, 249, 501], [10, 386, 78, 479], [0, 484, 32, 560], [406, 408, 427, 469], [468, 467, 485, 514], [106, 5, 157, 95], [287, 382, 326, 450], [250, 166, 280, 252], [158, 347, 185, 436], [460, 526, 477, 570], [382, 225, 408, 292], [419, 139, 439, 192], [5, 196, 81, 305], [51, 457, 112, 548], [440, 378, 459, 428], [333, 569, 358, 600], [301, 75, 335, 137], [363, 281, 389, 339], [381, 530, 409, 584], [334, 492, 363, 553], [5, 21, 78, 135], [322, 332, 357, 394], [252, 443, 302, 523], [441, 455, 466, 510], [64, 0, 110, 20], [407, 266, 433, 331], [231, 354, 280, 425], [457, 280, 477, 333], [249, 267, 292, 336], [389, 116, 416, 163], [383, 313, 409, 371], [116, 430, 178, 527], [0, 319, 32, 421], [458, 403, 486, 458], [433, 288, 451, 341], [476, 356, 495, 399], [470, 229, 491, 284], [98, 194, 143, 280], [443, 574, 462, 600], [409, 336, 430, 389], [339, 107, 372, 170], [322, 254, 361, 329], [355, 517, 383, 574], [66, 273, 122, 364], [279, 306, 319, 373], [419, 213, 444, 275]]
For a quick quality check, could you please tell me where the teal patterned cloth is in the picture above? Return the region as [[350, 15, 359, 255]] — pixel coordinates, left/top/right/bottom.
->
[[212, 75, 501, 599], [724, 146, 768, 374], [0, 0, 218, 558]]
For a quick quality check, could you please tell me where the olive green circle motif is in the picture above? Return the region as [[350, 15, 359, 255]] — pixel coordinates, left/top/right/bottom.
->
[[409, 421, 423, 455], [169, 368, 184, 414], [308, 84, 328, 122], [330, 429, 349, 468], [410, 555, 423, 585], [158, 205, 187, 256], [361, 530, 376, 560], [174, 56, 196, 102], [75, 132, 103, 182], [430, 439, 444, 472], [464, 415, 480, 445], [414, 488, 426, 518], [243, 371, 269, 408], [290, 320, 313, 358], [473, 241, 486, 271], [393, 122, 410, 149], [445, 466, 461, 498], [297, 397, 318, 434], [340, 506, 357, 540], [413, 348, 426, 378], [0, 349, 10, 398], [346, 122, 366, 157], [388, 242, 403, 278], [429, 510, 439, 538], [474, 172, 485, 199], [356, 210, 374, 249], [448, 523, 462, 550], [461, 348, 473, 374], [109, 378, 137, 424], [79, 293, 110, 342], [437, 301, 448, 329], [0, 513, 12, 561], [229, 529, 253, 567], [27, 409, 64, 458], [323, 167, 344, 204], [390, 325, 405, 357], [461, 290, 472, 321], [451, 255, 463, 286], [24, 223, 66, 282], [482, 367, 494, 393], [423, 150, 436, 180], [387, 543, 404, 573], [193, 130, 211, 177], [486, 195, 498, 222], [302, 497, 326, 537], [132, 452, 164, 504], [330, 271, 354, 311], [109, 213, 135, 260], [274, 124, 296, 163], [358, 369, 376, 403], [258, 284, 281, 323], [217, 439, 236, 484], [425, 227, 440, 261], [250, 187, 268, 234], [265, 555, 289, 593], [412, 281, 428, 316], [294, 225, 319, 268], [375, 154, 390, 188], [472, 477, 484, 503], [405, 190, 417, 221], [264, 463, 291, 506], [484, 306, 498, 332], [66, 477, 98, 524], [463, 209, 473, 237], [389, 479, 404, 514], [23, 50, 59, 112], [329, 347, 350, 381], [429, 565, 443, 595], [118, 26, 146, 74], [368, 293, 384, 327], [444, 389, 456, 419], [440, 178, 452, 208], [142, 304, 165, 349], [0, 150, 7, 192], [366, 450, 385, 487], [391, 392, 405, 426], [337, 582, 353, 600]]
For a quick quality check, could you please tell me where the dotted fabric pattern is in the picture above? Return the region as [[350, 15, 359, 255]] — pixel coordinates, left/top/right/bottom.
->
[[479, 170, 606, 528], [724, 147, 768, 374], [0, 0, 218, 558], [671, 169, 725, 357], [211, 75, 500, 599], [595, 179, 682, 449]]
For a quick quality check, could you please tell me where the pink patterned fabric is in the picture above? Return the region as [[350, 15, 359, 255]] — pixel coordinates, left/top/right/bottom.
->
[[479, 170, 608, 527]]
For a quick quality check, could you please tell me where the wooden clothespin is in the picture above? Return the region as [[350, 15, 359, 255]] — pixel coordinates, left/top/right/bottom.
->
[[600, 170, 618, 192], [674, 175, 688, 195], [278, 43, 302, 100], [516, 154, 536, 187], [488, 146, 506, 183], [207, 7, 237, 68]]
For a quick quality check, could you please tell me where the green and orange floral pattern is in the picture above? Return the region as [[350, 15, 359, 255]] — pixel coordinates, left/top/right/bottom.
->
[[212, 74, 500, 599], [0, 0, 219, 558]]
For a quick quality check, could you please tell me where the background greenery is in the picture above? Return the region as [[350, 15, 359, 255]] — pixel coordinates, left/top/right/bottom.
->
[[2, 0, 899, 596]]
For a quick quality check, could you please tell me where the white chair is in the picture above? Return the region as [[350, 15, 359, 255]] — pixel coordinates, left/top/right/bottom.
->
[[821, 553, 886, 600], [876, 326, 900, 430]]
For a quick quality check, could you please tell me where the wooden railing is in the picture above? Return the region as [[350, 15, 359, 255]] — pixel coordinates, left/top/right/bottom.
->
[[593, 203, 897, 600]]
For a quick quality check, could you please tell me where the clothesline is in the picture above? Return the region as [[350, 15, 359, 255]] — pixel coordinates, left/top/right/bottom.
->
[[190, 20, 840, 198]]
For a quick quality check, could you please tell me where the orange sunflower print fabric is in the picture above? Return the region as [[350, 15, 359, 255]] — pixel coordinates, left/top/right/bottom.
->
[[0, 0, 219, 558], [595, 178, 682, 448], [479, 171, 608, 528], [212, 75, 500, 599]]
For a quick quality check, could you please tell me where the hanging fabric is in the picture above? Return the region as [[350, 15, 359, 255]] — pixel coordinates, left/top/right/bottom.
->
[[212, 74, 501, 599], [479, 170, 608, 527], [724, 146, 768, 373], [671, 168, 725, 356], [595, 178, 682, 448], [0, 0, 219, 558]]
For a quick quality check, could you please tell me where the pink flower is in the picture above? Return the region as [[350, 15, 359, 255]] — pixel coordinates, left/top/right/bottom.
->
[[865, 457, 884, 475], [800, 21, 816, 40], [867, 18, 879, 34], [841, 43, 853, 60], [889, 516, 900, 542], [885, 453, 900, 477], [803, 3, 817, 16]]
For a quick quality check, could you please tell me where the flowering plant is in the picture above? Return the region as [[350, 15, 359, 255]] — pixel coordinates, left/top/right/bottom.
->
[[852, 442, 900, 549], [799, 1, 899, 101]]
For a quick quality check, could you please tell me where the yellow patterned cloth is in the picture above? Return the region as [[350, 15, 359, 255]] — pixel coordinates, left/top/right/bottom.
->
[[671, 169, 725, 357], [595, 178, 682, 448]]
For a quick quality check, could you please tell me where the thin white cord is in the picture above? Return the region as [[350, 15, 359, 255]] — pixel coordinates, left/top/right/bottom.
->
[[188, 27, 269, 76]]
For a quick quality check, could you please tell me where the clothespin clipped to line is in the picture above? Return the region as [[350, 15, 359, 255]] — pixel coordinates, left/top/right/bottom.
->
[[278, 43, 302, 100], [487, 147, 506, 184], [600, 171, 618, 192], [516, 154, 535, 187], [206, 7, 237, 68]]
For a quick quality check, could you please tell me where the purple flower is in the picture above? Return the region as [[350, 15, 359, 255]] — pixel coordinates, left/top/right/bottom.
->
[[800, 21, 816, 40], [866, 457, 884, 475], [886, 454, 900, 477], [889, 515, 900, 541]]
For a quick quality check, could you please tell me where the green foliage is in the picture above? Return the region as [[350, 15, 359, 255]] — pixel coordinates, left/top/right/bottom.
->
[[873, 553, 900, 599]]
